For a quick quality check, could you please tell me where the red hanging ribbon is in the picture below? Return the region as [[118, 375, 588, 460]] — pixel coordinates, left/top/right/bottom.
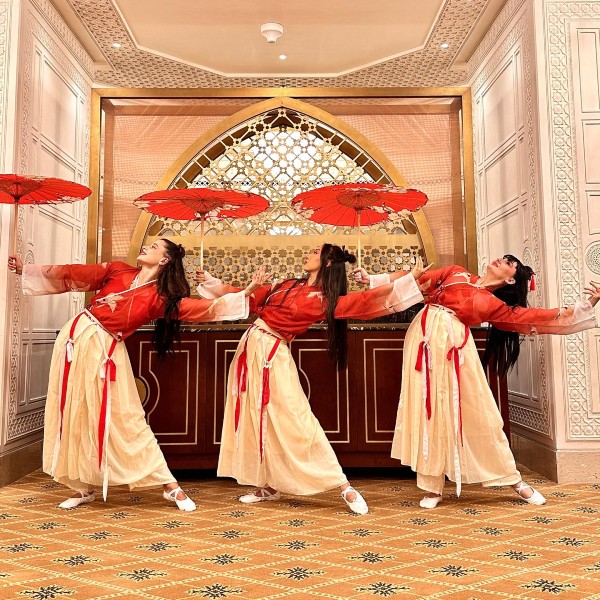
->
[[446, 324, 470, 445], [414, 305, 432, 419], [233, 324, 283, 461], [529, 274, 536, 291], [259, 338, 281, 462], [59, 312, 85, 437], [234, 334, 250, 431], [97, 338, 118, 469]]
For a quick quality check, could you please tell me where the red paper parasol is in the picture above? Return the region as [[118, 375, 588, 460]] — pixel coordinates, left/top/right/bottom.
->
[[134, 187, 269, 268], [292, 183, 428, 268], [0, 174, 92, 254]]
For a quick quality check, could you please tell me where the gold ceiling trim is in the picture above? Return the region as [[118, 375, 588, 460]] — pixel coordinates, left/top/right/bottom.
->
[[94, 86, 470, 98]]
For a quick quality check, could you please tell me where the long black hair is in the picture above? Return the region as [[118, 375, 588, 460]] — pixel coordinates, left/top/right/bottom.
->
[[315, 244, 357, 369], [483, 254, 534, 376], [260, 244, 356, 369], [152, 239, 190, 359]]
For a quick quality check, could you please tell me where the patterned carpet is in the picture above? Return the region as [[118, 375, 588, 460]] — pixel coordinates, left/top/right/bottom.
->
[[1, 469, 600, 600]]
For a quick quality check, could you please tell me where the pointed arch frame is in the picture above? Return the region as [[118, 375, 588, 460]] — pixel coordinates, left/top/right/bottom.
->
[[88, 88, 476, 271], [126, 97, 436, 265]]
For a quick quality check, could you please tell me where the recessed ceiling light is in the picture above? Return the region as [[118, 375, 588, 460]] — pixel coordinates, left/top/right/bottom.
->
[[440, 42, 449, 49], [111, 42, 121, 48], [279, 54, 287, 60]]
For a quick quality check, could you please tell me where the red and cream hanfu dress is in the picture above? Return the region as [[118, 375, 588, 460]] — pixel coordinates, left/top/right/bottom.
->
[[198, 274, 423, 495], [372, 266, 597, 495], [21, 261, 249, 498]]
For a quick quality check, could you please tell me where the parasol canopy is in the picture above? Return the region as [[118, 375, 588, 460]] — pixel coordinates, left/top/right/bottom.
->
[[292, 183, 428, 267], [134, 187, 270, 268], [0, 174, 92, 254]]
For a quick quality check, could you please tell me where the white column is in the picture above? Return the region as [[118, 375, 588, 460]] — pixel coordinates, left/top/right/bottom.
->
[[0, 0, 25, 485], [0, 0, 93, 485], [469, 0, 600, 482]]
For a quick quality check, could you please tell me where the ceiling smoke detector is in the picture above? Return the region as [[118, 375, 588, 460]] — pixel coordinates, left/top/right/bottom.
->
[[261, 22, 284, 44]]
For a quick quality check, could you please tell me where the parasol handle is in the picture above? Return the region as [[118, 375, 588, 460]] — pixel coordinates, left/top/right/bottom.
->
[[12, 200, 20, 257], [357, 210, 362, 270], [200, 216, 205, 271]]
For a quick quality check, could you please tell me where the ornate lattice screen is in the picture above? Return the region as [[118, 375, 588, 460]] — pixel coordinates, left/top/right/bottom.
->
[[140, 105, 425, 290]]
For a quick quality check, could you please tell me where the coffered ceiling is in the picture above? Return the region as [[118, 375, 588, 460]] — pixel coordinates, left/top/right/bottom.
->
[[51, 0, 511, 88]]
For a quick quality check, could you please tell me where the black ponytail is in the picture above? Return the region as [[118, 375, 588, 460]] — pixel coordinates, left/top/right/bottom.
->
[[152, 239, 190, 359], [316, 244, 357, 370], [483, 254, 534, 376], [261, 243, 356, 369]]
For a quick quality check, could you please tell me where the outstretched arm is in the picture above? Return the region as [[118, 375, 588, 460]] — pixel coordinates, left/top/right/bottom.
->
[[195, 270, 242, 298], [9, 255, 113, 295], [180, 267, 273, 323], [354, 257, 440, 294], [334, 275, 424, 320], [179, 293, 249, 323], [478, 285, 598, 335], [196, 268, 273, 313]]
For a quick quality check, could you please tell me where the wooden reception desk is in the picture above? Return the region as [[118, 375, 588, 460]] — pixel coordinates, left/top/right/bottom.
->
[[125, 325, 508, 469]]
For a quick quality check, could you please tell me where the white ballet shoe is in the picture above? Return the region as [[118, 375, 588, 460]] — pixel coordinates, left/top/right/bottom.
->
[[341, 486, 369, 515], [239, 488, 281, 504], [419, 494, 443, 509], [514, 481, 546, 506], [163, 486, 196, 511], [58, 491, 95, 509]]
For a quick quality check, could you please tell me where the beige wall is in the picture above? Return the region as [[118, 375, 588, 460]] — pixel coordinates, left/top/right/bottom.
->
[[469, 0, 600, 481], [0, 0, 92, 483]]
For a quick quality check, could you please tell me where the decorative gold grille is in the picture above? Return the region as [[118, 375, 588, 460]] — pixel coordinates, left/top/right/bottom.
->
[[142, 106, 424, 291]]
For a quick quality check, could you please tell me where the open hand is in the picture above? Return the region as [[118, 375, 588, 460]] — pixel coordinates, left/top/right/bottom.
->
[[244, 266, 272, 296], [8, 255, 23, 275], [411, 256, 432, 280], [584, 281, 600, 307]]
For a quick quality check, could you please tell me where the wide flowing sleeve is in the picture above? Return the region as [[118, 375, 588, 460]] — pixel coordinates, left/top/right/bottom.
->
[[196, 273, 242, 299], [196, 274, 274, 312], [178, 291, 249, 323], [474, 293, 597, 335], [197, 275, 274, 313], [248, 284, 273, 313], [334, 275, 423, 320], [414, 266, 462, 296], [21, 263, 112, 296], [369, 266, 459, 297]]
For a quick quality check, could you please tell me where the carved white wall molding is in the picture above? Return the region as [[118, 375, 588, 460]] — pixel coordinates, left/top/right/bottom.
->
[[5, 0, 91, 447], [472, 10, 528, 96], [0, 1, 10, 170], [470, 3, 551, 437], [30, 0, 94, 79], [544, 1, 600, 439], [467, 0, 528, 80], [586, 242, 600, 274], [512, 4, 550, 437], [29, 12, 91, 94]]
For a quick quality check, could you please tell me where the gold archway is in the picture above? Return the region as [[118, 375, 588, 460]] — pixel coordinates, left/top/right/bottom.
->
[[128, 97, 437, 271]]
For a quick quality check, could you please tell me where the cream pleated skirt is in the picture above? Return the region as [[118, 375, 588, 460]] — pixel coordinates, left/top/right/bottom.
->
[[217, 319, 347, 495], [43, 313, 175, 494], [391, 306, 520, 492]]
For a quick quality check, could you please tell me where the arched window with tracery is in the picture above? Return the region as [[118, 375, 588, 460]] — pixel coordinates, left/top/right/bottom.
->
[[130, 99, 435, 289]]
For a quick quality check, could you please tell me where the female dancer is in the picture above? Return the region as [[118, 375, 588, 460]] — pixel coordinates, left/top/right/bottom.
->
[[355, 256, 599, 508], [197, 244, 425, 514], [8, 239, 263, 511]]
